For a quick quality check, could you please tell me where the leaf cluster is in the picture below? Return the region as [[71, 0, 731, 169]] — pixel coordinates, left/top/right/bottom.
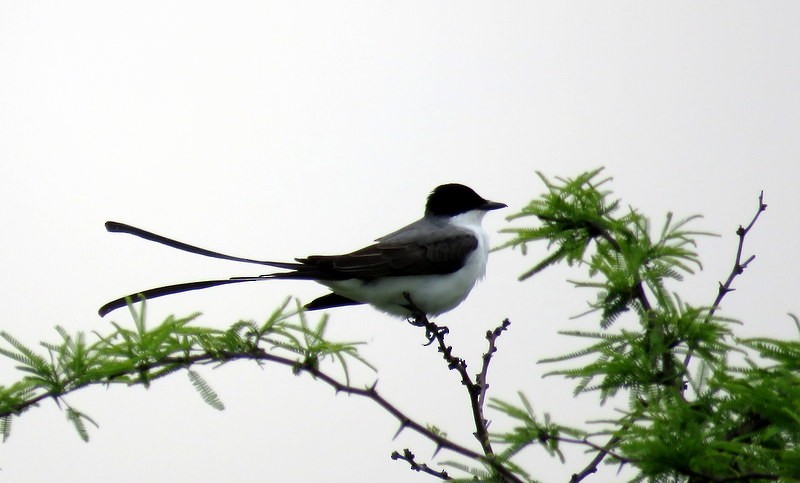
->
[[491, 169, 799, 481], [0, 298, 370, 441]]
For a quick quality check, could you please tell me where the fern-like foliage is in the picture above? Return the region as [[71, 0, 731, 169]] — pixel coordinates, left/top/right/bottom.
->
[[187, 370, 225, 411], [0, 297, 371, 442], [499, 168, 713, 330], [65, 406, 98, 443], [491, 169, 799, 482], [0, 414, 10, 442], [489, 393, 585, 462]]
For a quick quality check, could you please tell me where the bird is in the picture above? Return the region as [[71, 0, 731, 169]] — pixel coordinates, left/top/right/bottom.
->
[[99, 183, 506, 318]]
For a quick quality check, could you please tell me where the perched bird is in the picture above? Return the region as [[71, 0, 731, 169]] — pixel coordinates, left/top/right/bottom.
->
[[99, 184, 506, 317]]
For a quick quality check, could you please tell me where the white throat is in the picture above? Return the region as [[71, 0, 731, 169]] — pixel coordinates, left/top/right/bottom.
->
[[449, 209, 489, 232], [448, 209, 491, 280]]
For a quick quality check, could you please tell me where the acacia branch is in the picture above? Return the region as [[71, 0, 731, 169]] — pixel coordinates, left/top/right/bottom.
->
[[2, 315, 525, 482], [0, 345, 494, 466], [569, 195, 770, 481], [570, 193, 769, 482]]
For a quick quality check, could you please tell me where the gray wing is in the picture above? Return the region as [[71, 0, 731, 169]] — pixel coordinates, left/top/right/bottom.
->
[[285, 219, 478, 281]]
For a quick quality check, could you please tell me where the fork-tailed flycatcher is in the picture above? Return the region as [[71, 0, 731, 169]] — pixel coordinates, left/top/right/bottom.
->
[[98, 184, 506, 317]]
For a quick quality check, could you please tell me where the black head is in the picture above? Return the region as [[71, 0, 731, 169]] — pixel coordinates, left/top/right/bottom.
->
[[424, 184, 507, 217]]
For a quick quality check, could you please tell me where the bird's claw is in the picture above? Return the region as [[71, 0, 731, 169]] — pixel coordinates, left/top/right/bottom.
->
[[422, 325, 448, 346], [400, 292, 448, 345]]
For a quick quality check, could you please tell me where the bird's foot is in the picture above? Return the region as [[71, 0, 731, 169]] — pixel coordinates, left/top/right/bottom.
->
[[401, 292, 427, 321], [401, 292, 447, 345]]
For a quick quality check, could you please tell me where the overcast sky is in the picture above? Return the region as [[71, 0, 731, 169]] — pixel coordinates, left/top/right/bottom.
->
[[1, 2, 799, 482]]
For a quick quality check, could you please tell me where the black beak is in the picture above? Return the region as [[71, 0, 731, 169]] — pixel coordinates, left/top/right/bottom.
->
[[482, 200, 507, 211]]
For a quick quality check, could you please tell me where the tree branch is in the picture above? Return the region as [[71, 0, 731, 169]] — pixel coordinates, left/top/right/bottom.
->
[[684, 191, 767, 368], [478, 319, 511, 409], [1, 310, 524, 482], [569, 433, 623, 483], [402, 293, 520, 482], [0, 345, 495, 466], [391, 449, 452, 480]]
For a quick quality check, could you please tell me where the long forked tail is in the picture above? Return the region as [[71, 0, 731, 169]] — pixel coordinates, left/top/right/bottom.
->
[[104, 221, 299, 269], [99, 221, 300, 317], [98, 277, 270, 317]]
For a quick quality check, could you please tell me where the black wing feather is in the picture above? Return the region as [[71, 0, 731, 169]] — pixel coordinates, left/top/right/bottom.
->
[[286, 231, 478, 280]]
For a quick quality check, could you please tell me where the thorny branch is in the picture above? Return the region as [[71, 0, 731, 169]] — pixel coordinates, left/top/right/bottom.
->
[[402, 293, 519, 482], [2, 304, 520, 482], [683, 191, 767, 368], [569, 192, 769, 483], [1, 344, 494, 466]]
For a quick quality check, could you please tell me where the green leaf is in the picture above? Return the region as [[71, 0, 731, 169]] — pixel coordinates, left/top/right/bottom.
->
[[187, 370, 225, 411], [1, 414, 11, 442], [65, 407, 98, 442]]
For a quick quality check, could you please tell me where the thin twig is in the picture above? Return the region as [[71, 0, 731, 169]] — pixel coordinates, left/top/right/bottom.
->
[[402, 293, 521, 483], [391, 449, 452, 480], [477, 319, 511, 409], [403, 294, 494, 453], [569, 434, 622, 483], [683, 191, 767, 368]]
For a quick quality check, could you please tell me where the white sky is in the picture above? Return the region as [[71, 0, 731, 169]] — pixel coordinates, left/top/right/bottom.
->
[[1, 2, 799, 482]]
